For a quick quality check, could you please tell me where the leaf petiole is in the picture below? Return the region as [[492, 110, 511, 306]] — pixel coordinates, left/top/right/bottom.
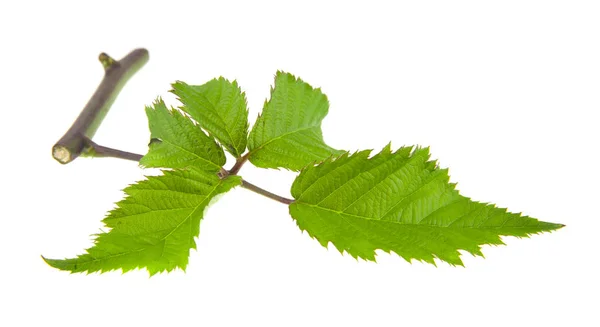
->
[[83, 139, 143, 162], [240, 179, 294, 205], [97, 147, 294, 205], [228, 152, 250, 175]]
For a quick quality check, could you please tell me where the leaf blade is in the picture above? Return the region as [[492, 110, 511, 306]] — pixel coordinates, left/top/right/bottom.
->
[[140, 98, 226, 171], [44, 170, 242, 275], [289, 146, 563, 265], [248, 71, 343, 171], [171, 78, 249, 157]]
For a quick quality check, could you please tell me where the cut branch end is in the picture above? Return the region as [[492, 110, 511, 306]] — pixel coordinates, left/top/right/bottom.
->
[[52, 145, 72, 164]]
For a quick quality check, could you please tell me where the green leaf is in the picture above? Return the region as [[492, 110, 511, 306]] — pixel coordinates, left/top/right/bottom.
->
[[247, 71, 343, 171], [140, 98, 226, 171], [171, 78, 249, 158], [44, 170, 242, 275], [289, 146, 563, 265]]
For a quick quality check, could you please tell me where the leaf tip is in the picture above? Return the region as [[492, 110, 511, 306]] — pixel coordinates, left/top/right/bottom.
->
[[41, 255, 68, 271], [169, 80, 188, 95], [40, 255, 51, 265]]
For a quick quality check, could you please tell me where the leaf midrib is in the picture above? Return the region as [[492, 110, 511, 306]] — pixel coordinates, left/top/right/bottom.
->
[[158, 137, 222, 170], [156, 179, 223, 258], [184, 86, 241, 157], [294, 202, 535, 230], [249, 124, 322, 157]]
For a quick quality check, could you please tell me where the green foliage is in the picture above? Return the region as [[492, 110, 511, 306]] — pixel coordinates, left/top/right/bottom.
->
[[172, 77, 249, 158], [289, 146, 563, 265], [248, 71, 343, 171], [46, 70, 563, 275], [45, 96, 242, 275], [140, 98, 225, 170], [44, 170, 241, 275]]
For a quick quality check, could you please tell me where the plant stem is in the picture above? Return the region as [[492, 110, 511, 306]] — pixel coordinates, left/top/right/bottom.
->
[[52, 48, 149, 164], [240, 179, 294, 205], [223, 153, 293, 203], [81, 146, 294, 204], [84, 139, 144, 162], [228, 153, 249, 175]]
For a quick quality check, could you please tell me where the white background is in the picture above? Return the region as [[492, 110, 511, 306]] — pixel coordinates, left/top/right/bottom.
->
[[1, 1, 598, 326]]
